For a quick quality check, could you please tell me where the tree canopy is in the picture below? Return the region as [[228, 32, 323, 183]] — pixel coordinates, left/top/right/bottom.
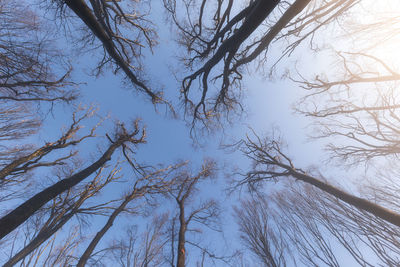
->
[[1, 0, 400, 266]]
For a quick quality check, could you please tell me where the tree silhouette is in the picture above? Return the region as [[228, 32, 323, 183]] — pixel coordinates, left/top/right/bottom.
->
[[164, 0, 358, 125]]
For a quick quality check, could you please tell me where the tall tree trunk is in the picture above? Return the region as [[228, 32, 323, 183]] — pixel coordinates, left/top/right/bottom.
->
[[288, 169, 400, 228], [76, 189, 142, 267], [0, 139, 124, 240], [177, 201, 186, 267], [199, 0, 280, 73], [235, 0, 312, 66]]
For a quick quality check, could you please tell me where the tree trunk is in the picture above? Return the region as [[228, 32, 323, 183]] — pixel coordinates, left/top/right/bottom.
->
[[0, 140, 122, 240], [289, 169, 400, 228], [177, 201, 186, 267], [64, 0, 157, 101], [201, 0, 280, 72], [77, 189, 142, 267], [235, 0, 312, 66]]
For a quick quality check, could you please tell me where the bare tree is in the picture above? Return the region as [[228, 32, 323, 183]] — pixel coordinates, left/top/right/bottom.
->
[[231, 2, 400, 264], [0, 0, 79, 193], [293, 52, 400, 163], [0, 105, 41, 173], [76, 163, 183, 266], [165, 160, 226, 267], [287, 1, 400, 167], [109, 214, 169, 267], [0, 0, 77, 103], [2, 164, 122, 267], [50, 0, 168, 105], [0, 1, 235, 266], [0, 107, 99, 188], [237, 175, 400, 266], [234, 195, 287, 267], [163, 0, 359, 125], [0, 119, 146, 240], [19, 225, 82, 267], [237, 132, 400, 229]]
